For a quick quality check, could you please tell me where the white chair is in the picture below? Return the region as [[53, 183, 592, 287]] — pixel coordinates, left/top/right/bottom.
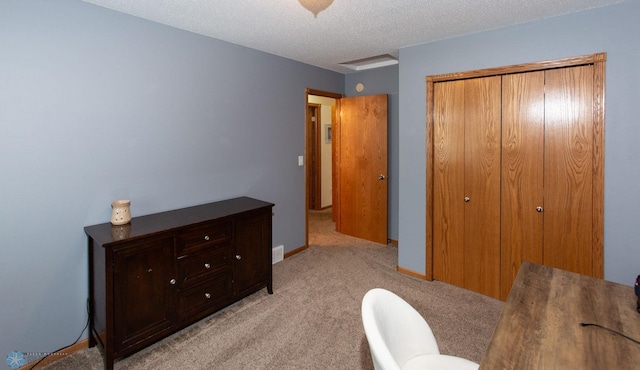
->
[[361, 288, 479, 370]]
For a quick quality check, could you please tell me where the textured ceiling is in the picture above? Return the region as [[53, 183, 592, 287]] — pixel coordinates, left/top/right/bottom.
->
[[80, 0, 625, 73]]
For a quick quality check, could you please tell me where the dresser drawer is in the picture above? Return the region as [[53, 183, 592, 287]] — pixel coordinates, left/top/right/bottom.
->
[[177, 245, 231, 288], [176, 220, 232, 256], [177, 274, 232, 318]]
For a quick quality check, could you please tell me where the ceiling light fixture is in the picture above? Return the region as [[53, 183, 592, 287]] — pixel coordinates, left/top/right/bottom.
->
[[298, 0, 334, 17], [339, 54, 399, 71]]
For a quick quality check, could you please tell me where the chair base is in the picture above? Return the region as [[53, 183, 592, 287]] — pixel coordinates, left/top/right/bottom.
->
[[402, 354, 479, 370]]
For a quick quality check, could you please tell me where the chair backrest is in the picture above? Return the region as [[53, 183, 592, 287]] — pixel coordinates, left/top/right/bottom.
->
[[361, 288, 440, 370]]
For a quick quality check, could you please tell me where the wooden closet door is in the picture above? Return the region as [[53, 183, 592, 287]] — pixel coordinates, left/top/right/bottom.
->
[[500, 71, 545, 300], [433, 80, 465, 287], [463, 76, 502, 299], [428, 53, 604, 300], [433, 77, 501, 299], [543, 65, 594, 275]]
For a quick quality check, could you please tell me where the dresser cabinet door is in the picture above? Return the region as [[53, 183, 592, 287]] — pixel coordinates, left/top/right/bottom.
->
[[233, 211, 271, 296], [112, 237, 176, 355]]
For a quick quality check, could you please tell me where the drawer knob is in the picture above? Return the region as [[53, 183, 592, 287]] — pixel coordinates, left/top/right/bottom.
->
[[169, 278, 176, 285], [204, 293, 211, 299], [204, 235, 210, 241], [235, 255, 242, 260], [204, 263, 211, 269]]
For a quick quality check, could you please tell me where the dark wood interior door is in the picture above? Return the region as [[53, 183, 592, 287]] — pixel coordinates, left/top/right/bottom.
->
[[339, 94, 388, 245], [306, 104, 322, 210]]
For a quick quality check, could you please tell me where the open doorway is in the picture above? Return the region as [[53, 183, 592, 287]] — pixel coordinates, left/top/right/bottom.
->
[[305, 89, 341, 247], [304, 89, 389, 248], [307, 99, 335, 210]]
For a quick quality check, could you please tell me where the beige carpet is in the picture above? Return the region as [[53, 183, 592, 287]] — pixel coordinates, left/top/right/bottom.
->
[[43, 208, 503, 369]]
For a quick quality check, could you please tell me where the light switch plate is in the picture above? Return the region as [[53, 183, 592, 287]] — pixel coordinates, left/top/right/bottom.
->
[[298, 155, 304, 166]]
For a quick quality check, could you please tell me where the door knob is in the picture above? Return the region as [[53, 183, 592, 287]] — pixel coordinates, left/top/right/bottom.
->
[[379, 174, 386, 180], [536, 206, 543, 212], [464, 197, 470, 202]]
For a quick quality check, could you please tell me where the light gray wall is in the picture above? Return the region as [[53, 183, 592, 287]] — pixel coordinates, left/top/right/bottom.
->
[[344, 65, 399, 241], [0, 0, 343, 360], [398, 0, 640, 286]]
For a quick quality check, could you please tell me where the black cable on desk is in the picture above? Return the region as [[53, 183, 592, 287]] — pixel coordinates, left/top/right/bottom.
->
[[580, 322, 640, 345]]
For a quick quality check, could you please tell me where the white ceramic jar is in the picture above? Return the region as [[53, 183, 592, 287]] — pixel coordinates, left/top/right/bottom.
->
[[110, 200, 131, 225]]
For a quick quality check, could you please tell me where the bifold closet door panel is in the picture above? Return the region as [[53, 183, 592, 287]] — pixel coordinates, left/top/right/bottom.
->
[[433, 80, 465, 287], [543, 65, 594, 275], [500, 71, 545, 300], [463, 76, 502, 299], [433, 76, 502, 299]]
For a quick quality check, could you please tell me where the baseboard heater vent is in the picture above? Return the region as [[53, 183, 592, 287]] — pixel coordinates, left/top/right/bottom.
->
[[272, 245, 284, 264]]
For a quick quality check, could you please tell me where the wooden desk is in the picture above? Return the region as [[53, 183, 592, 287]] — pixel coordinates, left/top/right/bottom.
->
[[480, 261, 640, 369]]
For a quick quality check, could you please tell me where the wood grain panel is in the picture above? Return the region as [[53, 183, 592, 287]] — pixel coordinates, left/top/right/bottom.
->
[[427, 53, 605, 300], [339, 97, 358, 237], [426, 76, 435, 281], [430, 53, 605, 83], [481, 262, 640, 369], [463, 76, 502, 299], [500, 71, 545, 300], [331, 103, 338, 223], [433, 80, 465, 286], [333, 99, 341, 230], [544, 65, 594, 275], [339, 94, 388, 244], [591, 59, 606, 278]]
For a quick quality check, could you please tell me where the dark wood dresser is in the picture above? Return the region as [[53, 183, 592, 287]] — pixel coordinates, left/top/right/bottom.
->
[[85, 197, 274, 370]]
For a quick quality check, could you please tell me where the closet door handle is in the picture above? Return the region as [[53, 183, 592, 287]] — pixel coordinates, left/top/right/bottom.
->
[[536, 206, 543, 212], [464, 197, 470, 202]]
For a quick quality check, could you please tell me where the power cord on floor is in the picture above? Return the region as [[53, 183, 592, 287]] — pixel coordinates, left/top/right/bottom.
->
[[579, 322, 640, 345], [26, 298, 90, 370]]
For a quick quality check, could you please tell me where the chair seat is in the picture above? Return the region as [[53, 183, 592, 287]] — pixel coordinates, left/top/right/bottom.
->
[[362, 288, 480, 370], [402, 354, 479, 370]]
